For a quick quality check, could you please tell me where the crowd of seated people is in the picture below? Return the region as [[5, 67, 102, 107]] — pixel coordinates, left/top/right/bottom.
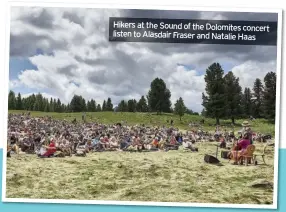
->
[[7, 113, 262, 162], [7, 114, 203, 158]]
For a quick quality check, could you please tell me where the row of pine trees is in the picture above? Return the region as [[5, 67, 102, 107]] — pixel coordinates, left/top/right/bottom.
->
[[202, 63, 276, 124], [8, 77, 198, 116], [8, 62, 276, 124]]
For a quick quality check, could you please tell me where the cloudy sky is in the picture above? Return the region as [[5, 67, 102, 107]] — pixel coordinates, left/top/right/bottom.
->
[[9, 7, 278, 112]]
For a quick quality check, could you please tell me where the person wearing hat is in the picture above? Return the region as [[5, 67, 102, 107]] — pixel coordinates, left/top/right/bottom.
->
[[241, 121, 253, 144]]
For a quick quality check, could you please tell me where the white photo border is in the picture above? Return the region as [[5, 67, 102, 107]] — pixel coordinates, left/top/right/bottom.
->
[[1, 1, 283, 210]]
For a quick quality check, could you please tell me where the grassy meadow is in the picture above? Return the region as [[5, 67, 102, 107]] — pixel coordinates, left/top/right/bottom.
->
[[8, 110, 275, 135], [5, 111, 276, 204], [6, 142, 275, 204]]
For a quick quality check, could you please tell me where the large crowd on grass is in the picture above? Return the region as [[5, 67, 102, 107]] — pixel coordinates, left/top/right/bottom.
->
[[7, 113, 271, 161]]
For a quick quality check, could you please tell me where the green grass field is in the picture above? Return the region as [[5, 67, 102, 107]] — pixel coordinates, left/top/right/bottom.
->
[[8, 110, 275, 135], [5, 111, 276, 204]]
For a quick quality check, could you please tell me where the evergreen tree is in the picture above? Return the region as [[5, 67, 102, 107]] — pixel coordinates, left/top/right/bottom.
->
[[147, 78, 172, 114], [174, 97, 186, 121], [70, 95, 85, 112], [8, 90, 16, 110], [202, 63, 226, 125], [49, 98, 54, 112], [56, 98, 62, 112], [262, 72, 276, 120], [242, 87, 252, 117], [102, 100, 107, 111], [118, 100, 128, 112], [67, 103, 71, 112], [252, 78, 264, 118], [80, 96, 87, 111], [127, 99, 137, 112], [90, 99, 96, 112], [87, 100, 91, 112], [96, 104, 101, 112], [44, 99, 49, 112], [224, 71, 242, 124], [106, 98, 113, 111], [16, 93, 23, 110], [136, 96, 149, 112]]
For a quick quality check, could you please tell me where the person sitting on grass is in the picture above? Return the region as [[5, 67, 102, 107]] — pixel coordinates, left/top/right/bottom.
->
[[8, 132, 20, 155], [91, 136, 100, 151], [158, 137, 167, 150], [182, 139, 198, 151], [109, 136, 119, 150], [165, 135, 179, 150], [176, 133, 183, 145], [99, 137, 108, 150], [148, 137, 159, 151], [125, 136, 136, 152], [20, 137, 32, 153], [58, 139, 72, 156], [133, 136, 143, 151], [38, 138, 57, 158], [103, 136, 110, 149], [85, 139, 93, 153], [119, 135, 130, 151], [219, 136, 226, 148]]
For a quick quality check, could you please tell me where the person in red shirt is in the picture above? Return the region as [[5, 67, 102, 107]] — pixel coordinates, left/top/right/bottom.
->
[[40, 139, 57, 157], [231, 133, 251, 164], [237, 133, 251, 154]]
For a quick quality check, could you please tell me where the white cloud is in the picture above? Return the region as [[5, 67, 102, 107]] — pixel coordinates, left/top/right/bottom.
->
[[231, 60, 277, 89], [10, 7, 278, 112]]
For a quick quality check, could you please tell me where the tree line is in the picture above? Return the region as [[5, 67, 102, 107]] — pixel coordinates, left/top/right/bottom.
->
[[8, 77, 198, 116], [202, 62, 276, 124], [8, 62, 276, 124]]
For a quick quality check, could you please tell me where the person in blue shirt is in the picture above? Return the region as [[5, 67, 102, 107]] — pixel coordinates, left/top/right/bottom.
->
[[176, 133, 183, 145]]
